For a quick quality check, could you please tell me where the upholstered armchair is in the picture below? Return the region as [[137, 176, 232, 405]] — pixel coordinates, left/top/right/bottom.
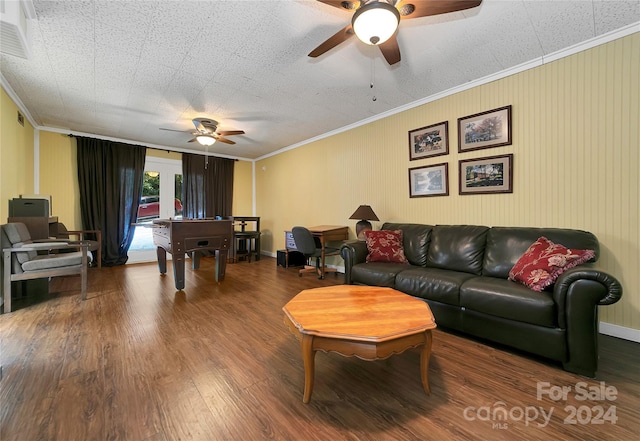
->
[[1, 222, 90, 313]]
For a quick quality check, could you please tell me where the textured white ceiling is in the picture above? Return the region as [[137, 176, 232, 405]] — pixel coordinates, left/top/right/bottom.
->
[[1, 0, 639, 159]]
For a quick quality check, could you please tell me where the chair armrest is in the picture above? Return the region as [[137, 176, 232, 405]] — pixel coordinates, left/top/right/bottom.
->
[[62, 229, 100, 235], [56, 229, 101, 241], [57, 230, 101, 268], [3, 242, 74, 252]]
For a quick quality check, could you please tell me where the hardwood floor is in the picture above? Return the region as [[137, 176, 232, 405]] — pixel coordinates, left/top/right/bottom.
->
[[1, 257, 638, 441]]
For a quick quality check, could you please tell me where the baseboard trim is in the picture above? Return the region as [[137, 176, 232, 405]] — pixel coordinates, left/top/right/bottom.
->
[[600, 322, 640, 343]]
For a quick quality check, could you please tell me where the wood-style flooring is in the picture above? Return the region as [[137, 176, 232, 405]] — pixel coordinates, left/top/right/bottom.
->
[[1, 256, 638, 441]]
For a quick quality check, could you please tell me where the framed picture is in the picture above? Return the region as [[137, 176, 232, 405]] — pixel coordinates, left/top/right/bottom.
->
[[458, 105, 512, 152], [459, 154, 513, 195], [409, 163, 449, 198], [408, 121, 449, 160]]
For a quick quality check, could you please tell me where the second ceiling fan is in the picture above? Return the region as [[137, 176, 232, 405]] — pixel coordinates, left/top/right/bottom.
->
[[308, 0, 483, 65], [160, 118, 245, 146]]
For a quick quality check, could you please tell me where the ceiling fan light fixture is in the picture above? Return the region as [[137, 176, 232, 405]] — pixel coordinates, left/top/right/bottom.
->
[[352, 1, 400, 46], [196, 134, 216, 146]]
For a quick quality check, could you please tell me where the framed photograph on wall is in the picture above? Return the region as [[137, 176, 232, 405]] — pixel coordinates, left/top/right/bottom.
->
[[409, 163, 449, 198], [459, 154, 513, 195], [408, 121, 449, 160], [458, 105, 512, 152]]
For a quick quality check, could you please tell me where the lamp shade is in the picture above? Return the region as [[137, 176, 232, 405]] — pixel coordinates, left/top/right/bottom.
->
[[196, 135, 216, 146], [352, 1, 400, 45], [349, 205, 380, 221]]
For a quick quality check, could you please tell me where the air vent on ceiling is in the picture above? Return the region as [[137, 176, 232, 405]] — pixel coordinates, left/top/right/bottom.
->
[[0, 0, 35, 59]]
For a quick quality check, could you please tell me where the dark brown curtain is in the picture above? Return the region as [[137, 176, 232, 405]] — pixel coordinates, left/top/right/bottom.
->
[[76, 137, 146, 266], [182, 154, 234, 218]]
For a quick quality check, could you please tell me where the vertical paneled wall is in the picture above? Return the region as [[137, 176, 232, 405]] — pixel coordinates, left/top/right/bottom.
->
[[257, 33, 639, 331]]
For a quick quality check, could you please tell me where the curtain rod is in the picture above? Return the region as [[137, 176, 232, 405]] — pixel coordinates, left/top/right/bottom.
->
[[68, 133, 170, 153], [67, 134, 238, 160]]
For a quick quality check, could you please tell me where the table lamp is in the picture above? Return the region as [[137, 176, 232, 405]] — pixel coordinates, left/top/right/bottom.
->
[[349, 205, 379, 240]]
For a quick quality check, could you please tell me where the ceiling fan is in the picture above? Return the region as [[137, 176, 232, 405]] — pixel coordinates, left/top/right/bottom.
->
[[160, 118, 245, 146], [308, 0, 483, 65]]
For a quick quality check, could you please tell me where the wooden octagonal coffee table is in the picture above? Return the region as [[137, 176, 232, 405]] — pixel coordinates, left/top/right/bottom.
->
[[283, 285, 437, 403]]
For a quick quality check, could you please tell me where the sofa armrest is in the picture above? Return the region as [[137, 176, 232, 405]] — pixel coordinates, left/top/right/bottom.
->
[[340, 240, 368, 284], [554, 268, 623, 320], [553, 267, 623, 377]]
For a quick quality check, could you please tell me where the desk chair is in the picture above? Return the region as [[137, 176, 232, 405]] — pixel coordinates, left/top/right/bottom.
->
[[1, 222, 90, 313], [291, 226, 339, 279]]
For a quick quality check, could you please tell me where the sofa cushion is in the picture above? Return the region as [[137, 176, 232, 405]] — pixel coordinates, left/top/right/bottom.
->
[[508, 237, 596, 291], [351, 262, 409, 287], [382, 223, 433, 266], [395, 267, 476, 306], [483, 227, 599, 278], [427, 225, 489, 275], [363, 230, 408, 263], [460, 277, 557, 328]]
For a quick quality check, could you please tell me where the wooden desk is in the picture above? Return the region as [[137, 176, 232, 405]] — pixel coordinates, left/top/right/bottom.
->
[[152, 219, 232, 290], [307, 225, 349, 278]]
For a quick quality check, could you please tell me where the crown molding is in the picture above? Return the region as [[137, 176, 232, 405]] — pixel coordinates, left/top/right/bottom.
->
[[258, 22, 640, 161]]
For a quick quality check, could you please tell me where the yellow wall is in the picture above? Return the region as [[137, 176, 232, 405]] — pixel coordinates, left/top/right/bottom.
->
[[1, 87, 35, 221], [39, 131, 81, 228], [256, 33, 640, 331], [232, 160, 253, 216]]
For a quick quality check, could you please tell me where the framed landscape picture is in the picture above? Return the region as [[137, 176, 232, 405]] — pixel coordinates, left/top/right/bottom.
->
[[408, 121, 449, 160], [459, 154, 513, 195], [458, 105, 512, 152], [409, 163, 449, 198]]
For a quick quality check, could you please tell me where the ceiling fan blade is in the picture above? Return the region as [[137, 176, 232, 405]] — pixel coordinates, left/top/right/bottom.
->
[[160, 128, 192, 133], [217, 130, 245, 136], [308, 24, 354, 58], [397, 0, 482, 19], [316, 0, 360, 11], [188, 137, 197, 143], [215, 136, 236, 145], [379, 34, 401, 65]]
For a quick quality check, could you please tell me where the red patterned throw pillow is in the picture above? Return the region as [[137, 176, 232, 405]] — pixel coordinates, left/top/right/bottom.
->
[[508, 236, 595, 291], [363, 230, 409, 264]]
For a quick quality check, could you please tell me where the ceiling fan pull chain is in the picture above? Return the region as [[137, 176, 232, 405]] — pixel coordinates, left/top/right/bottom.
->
[[370, 52, 377, 102]]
